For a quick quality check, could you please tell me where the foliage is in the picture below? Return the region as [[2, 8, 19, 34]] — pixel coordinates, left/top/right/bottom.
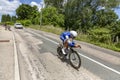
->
[[1, 14, 11, 22], [115, 42, 120, 48], [42, 6, 64, 27], [1, 14, 16, 25], [11, 16, 17, 23], [64, 0, 119, 32], [16, 20, 32, 26], [109, 20, 120, 42], [98, 0, 120, 8], [31, 12, 40, 25], [16, 4, 38, 20], [88, 28, 111, 43], [30, 6, 40, 25], [95, 9, 118, 27], [44, 0, 65, 13], [64, 0, 96, 31]]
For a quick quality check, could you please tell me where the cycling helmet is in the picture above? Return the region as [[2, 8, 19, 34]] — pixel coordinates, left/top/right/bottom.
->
[[70, 30, 77, 37]]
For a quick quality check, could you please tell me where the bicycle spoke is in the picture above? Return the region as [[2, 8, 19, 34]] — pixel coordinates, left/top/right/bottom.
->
[[70, 52, 80, 67]]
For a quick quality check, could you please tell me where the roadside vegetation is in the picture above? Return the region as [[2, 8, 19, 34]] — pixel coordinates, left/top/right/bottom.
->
[[0, 0, 120, 52]]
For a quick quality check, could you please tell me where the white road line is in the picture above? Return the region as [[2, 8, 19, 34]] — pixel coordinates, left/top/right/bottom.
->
[[13, 31, 20, 80], [79, 53, 120, 75], [30, 31, 120, 75]]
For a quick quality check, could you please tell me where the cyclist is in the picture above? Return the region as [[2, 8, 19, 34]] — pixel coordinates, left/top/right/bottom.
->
[[60, 30, 81, 55]]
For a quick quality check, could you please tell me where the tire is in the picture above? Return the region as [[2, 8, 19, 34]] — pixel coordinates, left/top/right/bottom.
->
[[69, 51, 81, 69], [57, 46, 63, 58]]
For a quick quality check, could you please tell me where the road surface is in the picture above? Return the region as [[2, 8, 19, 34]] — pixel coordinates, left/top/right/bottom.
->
[[13, 27, 120, 80]]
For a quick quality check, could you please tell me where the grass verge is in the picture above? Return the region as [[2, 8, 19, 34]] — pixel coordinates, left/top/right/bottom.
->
[[28, 25, 64, 35]]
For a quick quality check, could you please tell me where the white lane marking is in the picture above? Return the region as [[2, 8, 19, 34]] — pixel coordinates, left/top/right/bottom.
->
[[12, 31, 20, 80], [28, 30, 120, 75], [30, 31, 59, 45], [79, 53, 120, 75]]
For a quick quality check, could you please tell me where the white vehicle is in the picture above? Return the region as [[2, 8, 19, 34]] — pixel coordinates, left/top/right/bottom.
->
[[14, 23, 23, 29]]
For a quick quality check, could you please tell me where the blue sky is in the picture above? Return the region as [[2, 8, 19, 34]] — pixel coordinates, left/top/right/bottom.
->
[[8, 0, 43, 4], [20, 0, 43, 4], [114, 6, 120, 19], [0, 0, 120, 22], [0, 0, 44, 22]]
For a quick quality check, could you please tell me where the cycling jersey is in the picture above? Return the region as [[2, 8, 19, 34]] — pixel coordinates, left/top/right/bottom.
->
[[60, 31, 75, 47]]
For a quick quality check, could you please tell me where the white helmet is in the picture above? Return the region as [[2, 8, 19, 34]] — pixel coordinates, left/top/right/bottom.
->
[[70, 30, 77, 37]]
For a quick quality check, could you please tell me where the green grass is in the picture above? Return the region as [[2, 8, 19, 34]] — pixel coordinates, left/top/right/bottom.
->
[[76, 34, 120, 52], [94, 43, 120, 52], [27, 25, 120, 52], [28, 25, 64, 35]]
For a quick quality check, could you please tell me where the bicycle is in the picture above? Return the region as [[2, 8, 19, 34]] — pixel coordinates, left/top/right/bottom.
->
[[57, 43, 81, 69]]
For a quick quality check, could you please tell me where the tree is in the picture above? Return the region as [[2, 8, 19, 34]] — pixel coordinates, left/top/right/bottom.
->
[[64, 0, 120, 32], [16, 4, 38, 20], [64, 0, 96, 31], [42, 6, 64, 26], [97, 0, 120, 8], [30, 6, 40, 24], [11, 16, 16, 23], [110, 20, 120, 42], [1, 14, 11, 22], [44, 0, 65, 13], [95, 9, 118, 27], [1, 15, 6, 22]]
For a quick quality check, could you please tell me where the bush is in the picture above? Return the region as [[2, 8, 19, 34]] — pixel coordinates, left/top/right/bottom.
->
[[16, 20, 32, 26], [88, 28, 111, 43], [23, 20, 31, 26], [115, 42, 120, 48]]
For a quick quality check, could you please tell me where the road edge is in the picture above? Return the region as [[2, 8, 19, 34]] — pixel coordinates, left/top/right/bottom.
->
[[12, 31, 20, 80]]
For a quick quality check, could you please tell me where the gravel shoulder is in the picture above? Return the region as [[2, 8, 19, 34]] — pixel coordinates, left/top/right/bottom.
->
[[0, 26, 14, 80]]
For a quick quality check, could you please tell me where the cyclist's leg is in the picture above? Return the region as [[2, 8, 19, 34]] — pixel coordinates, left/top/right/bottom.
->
[[62, 39, 70, 56], [60, 36, 66, 55]]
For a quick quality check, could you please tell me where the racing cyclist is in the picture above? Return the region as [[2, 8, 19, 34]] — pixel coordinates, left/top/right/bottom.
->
[[60, 30, 81, 55]]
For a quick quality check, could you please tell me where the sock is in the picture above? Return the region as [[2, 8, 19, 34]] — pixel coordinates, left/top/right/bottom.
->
[[62, 48, 66, 54]]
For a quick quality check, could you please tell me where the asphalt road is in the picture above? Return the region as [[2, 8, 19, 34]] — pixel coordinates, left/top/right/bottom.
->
[[13, 28, 120, 80]]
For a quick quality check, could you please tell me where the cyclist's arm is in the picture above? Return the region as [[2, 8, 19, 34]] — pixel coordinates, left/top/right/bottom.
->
[[67, 39, 81, 48], [67, 39, 75, 47]]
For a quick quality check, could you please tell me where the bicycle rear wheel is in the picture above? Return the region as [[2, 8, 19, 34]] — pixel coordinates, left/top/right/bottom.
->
[[69, 51, 81, 69], [57, 44, 64, 59]]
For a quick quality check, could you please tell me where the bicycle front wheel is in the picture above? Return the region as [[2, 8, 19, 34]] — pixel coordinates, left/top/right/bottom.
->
[[69, 51, 81, 69]]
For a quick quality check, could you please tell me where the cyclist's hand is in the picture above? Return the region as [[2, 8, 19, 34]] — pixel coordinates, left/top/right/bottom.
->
[[75, 44, 81, 48], [78, 45, 81, 48]]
